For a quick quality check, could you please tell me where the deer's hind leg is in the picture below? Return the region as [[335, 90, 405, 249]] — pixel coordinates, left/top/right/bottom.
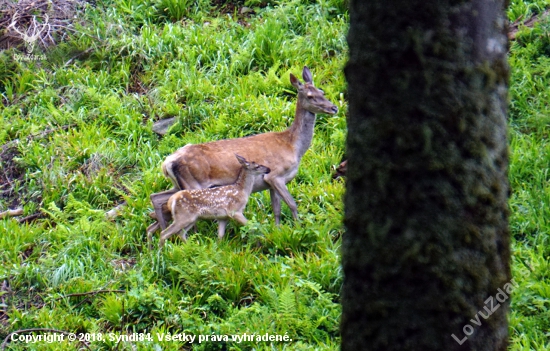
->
[[269, 188, 282, 225], [150, 189, 178, 230], [177, 223, 194, 242]]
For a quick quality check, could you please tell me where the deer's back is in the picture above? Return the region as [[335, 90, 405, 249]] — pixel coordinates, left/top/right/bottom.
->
[[165, 131, 297, 190]]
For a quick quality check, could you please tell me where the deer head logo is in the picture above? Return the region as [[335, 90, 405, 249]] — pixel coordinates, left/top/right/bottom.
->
[[7, 12, 50, 55]]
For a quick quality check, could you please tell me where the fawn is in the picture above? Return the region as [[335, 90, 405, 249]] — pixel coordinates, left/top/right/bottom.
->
[[152, 155, 270, 248]]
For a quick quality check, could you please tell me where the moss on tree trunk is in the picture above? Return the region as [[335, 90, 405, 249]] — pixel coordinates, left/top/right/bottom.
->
[[341, 1, 510, 350]]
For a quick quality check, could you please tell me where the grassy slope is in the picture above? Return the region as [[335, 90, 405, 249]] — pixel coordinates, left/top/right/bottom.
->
[[1, 1, 347, 350], [508, 1, 550, 349], [0, 0, 549, 350]]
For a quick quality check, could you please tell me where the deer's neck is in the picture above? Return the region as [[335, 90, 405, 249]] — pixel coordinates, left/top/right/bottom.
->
[[287, 100, 316, 159], [234, 169, 256, 195]]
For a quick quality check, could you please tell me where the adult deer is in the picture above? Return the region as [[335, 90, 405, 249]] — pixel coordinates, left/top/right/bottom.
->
[[154, 155, 270, 248], [148, 66, 338, 232]]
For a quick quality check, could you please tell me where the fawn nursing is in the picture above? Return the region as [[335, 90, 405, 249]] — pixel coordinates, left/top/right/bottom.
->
[[151, 155, 270, 248], [148, 66, 338, 234]]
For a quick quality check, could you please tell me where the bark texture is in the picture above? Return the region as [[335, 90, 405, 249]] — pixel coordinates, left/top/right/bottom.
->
[[341, 1, 510, 350]]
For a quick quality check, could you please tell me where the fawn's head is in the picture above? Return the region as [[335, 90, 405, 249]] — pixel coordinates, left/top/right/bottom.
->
[[290, 66, 338, 116], [235, 154, 271, 175]]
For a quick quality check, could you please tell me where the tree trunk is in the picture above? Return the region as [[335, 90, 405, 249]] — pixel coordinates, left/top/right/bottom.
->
[[341, 1, 510, 350]]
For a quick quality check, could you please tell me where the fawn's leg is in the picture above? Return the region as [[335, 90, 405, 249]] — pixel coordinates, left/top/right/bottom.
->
[[177, 223, 194, 242], [159, 219, 193, 248], [232, 213, 248, 226], [217, 219, 228, 240]]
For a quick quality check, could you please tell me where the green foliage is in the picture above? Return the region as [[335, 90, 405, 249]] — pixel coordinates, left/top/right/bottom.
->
[[0, 0, 347, 349], [154, 0, 212, 22], [508, 0, 548, 21], [0, 0, 548, 349], [507, 0, 550, 349]]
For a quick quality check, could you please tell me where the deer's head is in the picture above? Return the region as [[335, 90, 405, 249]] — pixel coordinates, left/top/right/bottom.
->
[[290, 66, 338, 116]]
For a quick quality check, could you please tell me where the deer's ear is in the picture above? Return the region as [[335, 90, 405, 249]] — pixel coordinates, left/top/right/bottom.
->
[[290, 73, 302, 89], [235, 154, 247, 165], [302, 66, 313, 84]]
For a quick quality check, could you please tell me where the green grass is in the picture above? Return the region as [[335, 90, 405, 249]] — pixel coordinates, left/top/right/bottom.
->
[[508, 1, 550, 349], [1, 0, 346, 350], [0, 0, 549, 349]]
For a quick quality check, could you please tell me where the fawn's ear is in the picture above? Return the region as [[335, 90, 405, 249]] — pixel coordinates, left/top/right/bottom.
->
[[290, 73, 302, 90], [235, 154, 247, 165], [302, 66, 313, 84]]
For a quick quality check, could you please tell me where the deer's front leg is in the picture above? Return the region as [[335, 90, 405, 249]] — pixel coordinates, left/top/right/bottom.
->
[[217, 219, 228, 240], [264, 176, 298, 221]]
